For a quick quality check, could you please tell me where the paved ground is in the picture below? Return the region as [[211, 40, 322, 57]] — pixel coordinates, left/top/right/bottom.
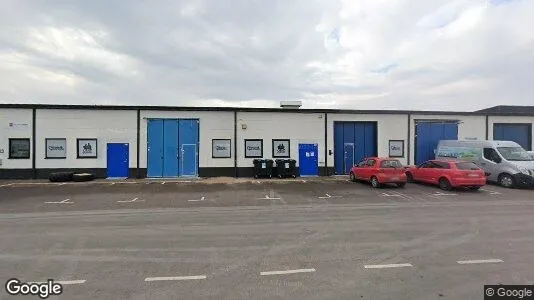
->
[[1, 178, 533, 299]]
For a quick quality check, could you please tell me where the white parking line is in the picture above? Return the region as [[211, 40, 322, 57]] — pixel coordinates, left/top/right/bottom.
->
[[145, 275, 206, 282], [45, 199, 74, 204], [260, 268, 316, 276], [117, 197, 144, 203], [457, 259, 503, 265], [0, 183, 13, 187], [480, 188, 501, 195], [380, 192, 402, 197], [188, 196, 205, 202], [161, 181, 166, 185], [433, 192, 457, 196], [364, 263, 413, 269], [257, 195, 281, 200], [318, 193, 342, 199]]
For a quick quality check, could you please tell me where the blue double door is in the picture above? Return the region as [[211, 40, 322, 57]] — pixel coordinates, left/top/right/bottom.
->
[[334, 122, 377, 174], [415, 121, 458, 165], [148, 119, 199, 177], [494, 123, 532, 150]]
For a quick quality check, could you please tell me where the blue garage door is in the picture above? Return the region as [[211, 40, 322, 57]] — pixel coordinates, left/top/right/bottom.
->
[[147, 119, 199, 177], [334, 122, 377, 174], [415, 121, 458, 165], [494, 123, 532, 150]]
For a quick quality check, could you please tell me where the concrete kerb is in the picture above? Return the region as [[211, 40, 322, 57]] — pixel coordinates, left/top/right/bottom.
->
[[0, 176, 345, 187]]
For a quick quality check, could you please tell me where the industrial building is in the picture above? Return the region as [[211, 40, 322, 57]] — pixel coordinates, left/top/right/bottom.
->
[[0, 104, 533, 179]]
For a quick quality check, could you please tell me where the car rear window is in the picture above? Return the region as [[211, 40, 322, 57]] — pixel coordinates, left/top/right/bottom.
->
[[455, 162, 480, 170], [380, 160, 402, 168]]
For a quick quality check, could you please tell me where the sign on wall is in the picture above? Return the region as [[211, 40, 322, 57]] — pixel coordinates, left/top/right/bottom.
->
[[46, 138, 67, 158], [77, 138, 97, 158], [212, 139, 231, 158], [388, 140, 404, 158], [272, 139, 290, 158], [245, 139, 263, 158]]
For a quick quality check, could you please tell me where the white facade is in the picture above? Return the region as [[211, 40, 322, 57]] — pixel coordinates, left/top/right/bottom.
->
[[0, 108, 33, 169], [488, 116, 534, 149], [1, 105, 533, 179], [236, 112, 325, 168], [328, 114, 409, 165], [409, 114, 486, 165], [139, 110, 234, 169], [35, 109, 138, 169]]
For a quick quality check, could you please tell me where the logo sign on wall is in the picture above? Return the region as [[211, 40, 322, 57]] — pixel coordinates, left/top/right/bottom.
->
[[212, 139, 231, 158], [46, 138, 67, 158], [388, 140, 404, 158], [245, 139, 263, 158], [77, 138, 98, 158], [272, 139, 290, 158]]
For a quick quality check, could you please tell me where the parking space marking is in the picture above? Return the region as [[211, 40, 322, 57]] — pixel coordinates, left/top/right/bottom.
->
[[109, 182, 116, 186], [260, 268, 316, 276], [432, 192, 457, 196], [145, 275, 206, 282], [318, 193, 341, 199], [117, 197, 144, 203], [457, 259, 503, 265], [45, 199, 74, 204], [380, 192, 402, 197], [480, 188, 501, 195], [364, 263, 413, 269], [188, 196, 206, 202], [0, 183, 13, 187]]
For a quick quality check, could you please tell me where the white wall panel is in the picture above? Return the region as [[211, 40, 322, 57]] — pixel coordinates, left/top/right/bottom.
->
[[139, 111, 234, 168], [35, 109, 137, 169], [0, 108, 33, 169]]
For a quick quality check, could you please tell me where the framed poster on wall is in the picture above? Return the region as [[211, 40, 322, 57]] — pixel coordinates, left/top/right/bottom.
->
[[272, 139, 290, 158], [77, 138, 98, 158], [212, 139, 231, 158], [45, 138, 67, 159], [244, 139, 263, 158], [389, 140, 404, 158]]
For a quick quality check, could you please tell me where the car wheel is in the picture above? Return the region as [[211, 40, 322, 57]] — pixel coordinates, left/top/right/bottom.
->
[[349, 172, 356, 182], [406, 172, 414, 183], [370, 176, 381, 188], [397, 182, 406, 188], [438, 177, 452, 191], [498, 173, 515, 188], [468, 186, 481, 191]]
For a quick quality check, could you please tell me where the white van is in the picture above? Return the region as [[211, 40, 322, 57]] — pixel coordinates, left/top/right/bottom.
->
[[436, 140, 534, 188]]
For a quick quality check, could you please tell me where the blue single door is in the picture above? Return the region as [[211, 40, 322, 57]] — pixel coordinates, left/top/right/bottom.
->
[[147, 119, 164, 177], [178, 119, 199, 177], [107, 143, 129, 178], [181, 144, 197, 176], [299, 143, 318, 176], [344, 143, 354, 174], [163, 119, 179, 177]]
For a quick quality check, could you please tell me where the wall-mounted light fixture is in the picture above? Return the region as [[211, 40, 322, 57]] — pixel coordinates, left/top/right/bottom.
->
[[241, 124, 247, 130]]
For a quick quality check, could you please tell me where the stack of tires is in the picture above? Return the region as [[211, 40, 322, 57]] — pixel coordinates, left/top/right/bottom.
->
[[49, 172, 95, 183]]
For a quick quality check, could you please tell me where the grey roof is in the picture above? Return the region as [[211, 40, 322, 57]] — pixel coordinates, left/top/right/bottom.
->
[[476, 105, 534, 115]]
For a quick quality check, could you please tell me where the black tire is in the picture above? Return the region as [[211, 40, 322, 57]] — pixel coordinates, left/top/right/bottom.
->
[[49, 172, 74, 182], [406, 172, 414, 183], [397, 182, 406, 188], [72, 173, 95, 182], [438, 177, 452, 191], [349, 172, 356, 182], [370, 176, 381, 188], [469, 186, 481, 191], [498, 173, 515, 188]]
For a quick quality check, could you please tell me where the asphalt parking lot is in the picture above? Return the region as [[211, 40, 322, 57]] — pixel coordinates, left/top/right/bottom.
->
[[1, 177, 533, 299]]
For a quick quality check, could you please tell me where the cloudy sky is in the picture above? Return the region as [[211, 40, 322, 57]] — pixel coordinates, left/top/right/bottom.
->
[[1, 0, 533, 110]]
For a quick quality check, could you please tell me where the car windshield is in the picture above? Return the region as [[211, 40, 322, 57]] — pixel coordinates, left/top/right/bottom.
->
[[455, 162, 480, 170], [380, 160, 402, 168], [497, 147, 534, 161]]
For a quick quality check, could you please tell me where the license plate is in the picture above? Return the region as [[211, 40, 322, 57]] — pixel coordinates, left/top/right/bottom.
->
[[468, 173, 478, 177], [391, 176, 399, 181]]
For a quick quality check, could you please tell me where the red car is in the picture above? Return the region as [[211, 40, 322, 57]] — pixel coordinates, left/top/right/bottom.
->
[[350, 157, 407, 188], [405, 160, 486, 190]]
